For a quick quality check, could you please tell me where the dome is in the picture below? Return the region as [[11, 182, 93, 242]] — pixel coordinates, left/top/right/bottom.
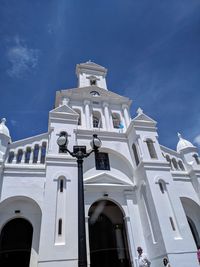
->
[[177, 133, 195, 153], [0, 118, 10, 138]]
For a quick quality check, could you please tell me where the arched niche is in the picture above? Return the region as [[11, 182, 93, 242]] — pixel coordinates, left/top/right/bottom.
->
[[88, 199, 131, 267]]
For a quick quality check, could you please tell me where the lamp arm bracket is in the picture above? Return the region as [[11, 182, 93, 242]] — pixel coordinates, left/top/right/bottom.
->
[[66, 148, 75, 157], [63, 147, 99, 159], [85, 149, 95, 158]]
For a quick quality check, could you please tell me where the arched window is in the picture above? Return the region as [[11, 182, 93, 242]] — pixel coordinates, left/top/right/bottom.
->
[[172, 158, 178, 170], [74, 109, 81, 125], [158, 181, 165, 193], [169, 217, 176, 231], [93, 116, 99, 128], [193, 154, 200, 165], [166, 155, 172, 168], [178, 160, 185, 171], [146, 139, 157, 159], [92, 111, 102, 128], [16, 149, 23, 163], [40, 142, 47, 164], [132, 143, 140, 166], [112, 113, 121, 129], [58, 219, 62, 235], [59, 179, 64, 193], [33, 144, 39, 163], [25, 147, 31, 163], [8, 151, 14, 163]]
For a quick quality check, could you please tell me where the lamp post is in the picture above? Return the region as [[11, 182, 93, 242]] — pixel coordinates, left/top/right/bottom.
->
[[57, 133, 102, 267]]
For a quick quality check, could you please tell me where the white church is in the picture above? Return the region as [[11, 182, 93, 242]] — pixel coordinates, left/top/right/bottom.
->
[[0, 61, 200, 267]]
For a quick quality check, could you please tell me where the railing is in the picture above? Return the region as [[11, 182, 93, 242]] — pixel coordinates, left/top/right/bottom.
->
[[7, 141, 47, 165]]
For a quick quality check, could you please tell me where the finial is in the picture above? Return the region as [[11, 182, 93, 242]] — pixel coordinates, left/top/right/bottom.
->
[[137, 107, 143, 115], [62, 97, 69, 106], [1, 118, 6, 124], [177, 132, 182, 139]]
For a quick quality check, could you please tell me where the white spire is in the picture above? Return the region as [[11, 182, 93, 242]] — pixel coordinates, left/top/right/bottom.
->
[[137, 107, 143, 115], [0, 118, 10, 138], [177, 132, 182, 139], [61, 97, 69, 106]]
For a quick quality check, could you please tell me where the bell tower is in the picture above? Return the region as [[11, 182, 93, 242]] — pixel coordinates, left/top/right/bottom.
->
[[76, 60, 108, 90], [176, 133, 199, 166]]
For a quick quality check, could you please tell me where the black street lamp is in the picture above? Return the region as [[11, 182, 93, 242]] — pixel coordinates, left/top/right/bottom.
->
[[57, 133, 102, 267]]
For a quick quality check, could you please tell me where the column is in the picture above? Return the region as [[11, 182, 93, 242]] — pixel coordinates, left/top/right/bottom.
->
[[115, 224, 126, 262], [21, 149, 25, 163], [122, 104, 130, 129], [103, 102, 111, 130], [48, 127, 54, 153], [137, 138, 144, 160], [30, 148, 34, 164], [12, 152, 17, 164], [84, 100, 91, 129], [37, 145, 42, 164]]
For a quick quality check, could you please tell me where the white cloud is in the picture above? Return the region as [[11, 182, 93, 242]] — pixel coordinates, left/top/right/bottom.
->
[[47, 24, 54, 34], [193, 134, 200, 146], [10, 119, 17, 127], [7, 36, 40, 78]]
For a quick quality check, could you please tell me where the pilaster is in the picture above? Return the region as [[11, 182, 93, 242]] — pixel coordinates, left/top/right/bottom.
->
[[84, 100, 91, 129], [122, 104, 130, 128], [103, 102, 111, 130]]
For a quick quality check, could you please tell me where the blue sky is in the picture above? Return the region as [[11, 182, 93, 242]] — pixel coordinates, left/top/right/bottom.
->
[[0, 0, 200, 151]]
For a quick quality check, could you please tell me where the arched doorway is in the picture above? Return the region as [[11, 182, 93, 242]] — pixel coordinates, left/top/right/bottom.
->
[[88, 200, 131, 267], [181, 197, 200, 248], [0, 218, 33, 267], [187, 216, 200, 248]]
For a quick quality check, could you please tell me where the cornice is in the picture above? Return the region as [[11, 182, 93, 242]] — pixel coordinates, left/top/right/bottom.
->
[[10, 132, 49, 147], [74, 128, 127, 142], [3, 164, 46, 176], [45, 154, 77, 166], [137, 160, 172, 171], [171, 171, 190, 180], [56, 86, 131, 105]]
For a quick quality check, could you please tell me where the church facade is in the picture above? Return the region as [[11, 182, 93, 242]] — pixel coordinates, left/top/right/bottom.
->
[[0, 61, 200, 267]]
